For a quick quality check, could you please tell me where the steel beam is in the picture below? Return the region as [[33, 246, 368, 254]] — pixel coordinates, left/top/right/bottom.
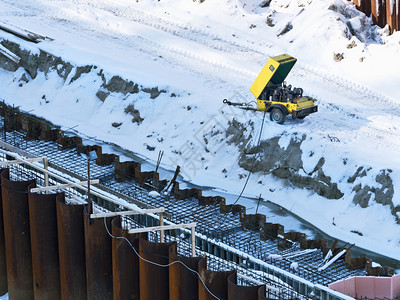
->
[[128, 222, 196, 234], [30, 179, 99, 193]]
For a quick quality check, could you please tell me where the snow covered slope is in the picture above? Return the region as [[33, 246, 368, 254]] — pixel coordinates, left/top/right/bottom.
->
[[0, 0, 399, 261]]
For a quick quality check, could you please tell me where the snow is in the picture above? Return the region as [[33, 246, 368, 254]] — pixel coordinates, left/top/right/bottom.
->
[[0, 0, 400, 264], [148, 190, 161, 198], [268, 254, 283, 260], [290, 261, 299, 271], [372, 261, 382, 268]]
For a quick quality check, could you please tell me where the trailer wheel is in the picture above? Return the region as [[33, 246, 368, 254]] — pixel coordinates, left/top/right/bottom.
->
[[270, 108, 286, 124]]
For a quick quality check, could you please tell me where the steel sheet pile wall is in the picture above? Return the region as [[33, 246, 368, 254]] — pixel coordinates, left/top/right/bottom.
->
[[0, 168, 295, 300], [228, 273, 262, 300], [28, 189, 61, 299], [0, 169, 7, 296], [0, 103, 392, 280], [353, 0, 400, 33], [111, 217, 141, 300], [84, 208, 113, 299], [169, 244, 202, 300], [56, 194, 87, 300], [1, 169, 35, 299]]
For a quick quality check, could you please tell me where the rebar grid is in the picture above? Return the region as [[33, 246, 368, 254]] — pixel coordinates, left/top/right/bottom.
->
[[121, 214, 306, 299]]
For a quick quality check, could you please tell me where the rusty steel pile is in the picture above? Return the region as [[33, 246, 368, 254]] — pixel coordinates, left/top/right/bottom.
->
[[0, 103, 395, 299], [0, 165, 299, 300], [352, 0, 400, 33]]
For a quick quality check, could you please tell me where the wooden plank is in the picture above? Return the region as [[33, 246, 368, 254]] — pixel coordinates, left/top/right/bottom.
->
[[0, 140, 156, 214], [0, 142, 155, 217], [318, 249, 347, 271], [0, 141, 36, 158], [128, 222, 196, 234], [0, 157, 46, 166], [90, 208, 165, 219], [191, 226, 196, 257], [30, 179, 99, 193]]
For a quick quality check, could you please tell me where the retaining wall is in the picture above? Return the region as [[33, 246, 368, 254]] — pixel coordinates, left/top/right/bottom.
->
[[0, 168, 289, 299]]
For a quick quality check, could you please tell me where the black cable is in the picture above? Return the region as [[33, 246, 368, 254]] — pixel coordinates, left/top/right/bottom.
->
[[214, 109, 268, 232], [82, 205, 222, 300]]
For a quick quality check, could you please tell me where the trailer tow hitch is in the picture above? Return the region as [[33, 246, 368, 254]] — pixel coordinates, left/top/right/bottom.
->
[[222, 99, 257, 111]]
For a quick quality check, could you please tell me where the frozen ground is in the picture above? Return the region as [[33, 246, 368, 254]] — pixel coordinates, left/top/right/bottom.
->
[[0, 0, 400, 263]]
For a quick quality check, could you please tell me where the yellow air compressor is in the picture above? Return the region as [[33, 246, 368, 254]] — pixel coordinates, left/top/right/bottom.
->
[[224, 54, 318, 124]]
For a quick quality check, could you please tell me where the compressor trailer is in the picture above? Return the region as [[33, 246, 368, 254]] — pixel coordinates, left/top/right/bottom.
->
[[224, 54, 318, 124]]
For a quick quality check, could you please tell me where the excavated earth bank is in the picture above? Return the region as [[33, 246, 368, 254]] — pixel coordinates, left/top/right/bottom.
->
[[225, 115, 399, 225], [1, 39, 399, 224], [0, 38, 400, 273]]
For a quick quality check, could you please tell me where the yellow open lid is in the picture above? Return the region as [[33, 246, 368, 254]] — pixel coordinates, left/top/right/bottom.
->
[[250, 54, 297, 99]]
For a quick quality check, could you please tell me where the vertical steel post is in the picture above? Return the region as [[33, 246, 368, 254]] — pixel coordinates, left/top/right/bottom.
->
[[169, 244, 201, 300], [87, 160, 91, 208], [86, 151, 97, 210], [12, 105, 15, 146]]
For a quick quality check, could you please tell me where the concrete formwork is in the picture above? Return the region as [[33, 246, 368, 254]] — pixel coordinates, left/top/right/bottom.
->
[[0, 103, 385, 281]]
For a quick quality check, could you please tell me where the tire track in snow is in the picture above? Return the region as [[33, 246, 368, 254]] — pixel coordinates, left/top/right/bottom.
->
[[68, 0, 400, 115], [5, 0, 399, 116], [3, 0, 400, 147]]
